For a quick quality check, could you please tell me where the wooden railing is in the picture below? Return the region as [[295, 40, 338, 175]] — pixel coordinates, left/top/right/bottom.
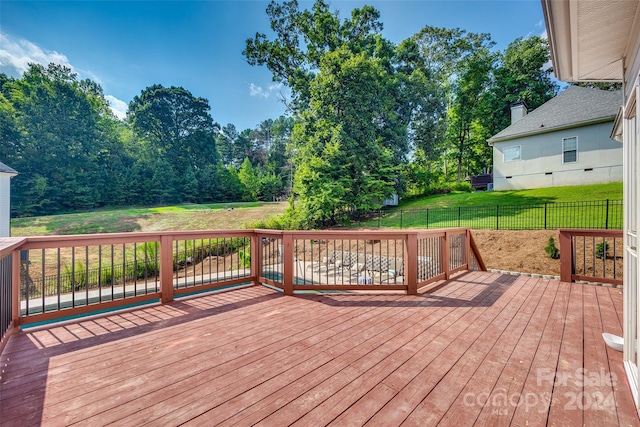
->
[[0, 228, 485, 347], [257, 228, 485, 294], [559, 229, 623, 285], [0, 237, 26, 354]]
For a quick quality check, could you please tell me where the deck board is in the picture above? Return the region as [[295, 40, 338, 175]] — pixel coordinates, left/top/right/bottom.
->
[[0, 272, 637, 426]]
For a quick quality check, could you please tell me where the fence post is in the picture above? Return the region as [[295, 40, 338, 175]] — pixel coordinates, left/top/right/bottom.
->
[[426, 209, 429, 229], [496, 205, 499, 230], [251, 232, 260, 285], [378, 209, 381, 228], [400, 210, 403, 229], [544, 203, 547, 230], [559, 230, 573, 283], [605, 199, 610, 229], [443, 231, 451, 280], [406, 233, 418, 295], [458, 207, 461, 227], [282, 233, 294, 295], [160, 235, 174, 303]]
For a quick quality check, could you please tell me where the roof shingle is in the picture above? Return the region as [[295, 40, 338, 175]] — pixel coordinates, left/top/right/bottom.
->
[[0, 161, 18, 175], [487, 86, 622, 144]]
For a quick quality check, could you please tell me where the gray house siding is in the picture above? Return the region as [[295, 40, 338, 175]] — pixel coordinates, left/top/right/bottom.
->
[[492, 121, 622, 190]]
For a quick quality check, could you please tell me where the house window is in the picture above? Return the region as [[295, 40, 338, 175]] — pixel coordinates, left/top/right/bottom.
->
[[503, 145, 521, 162], [562, 137, 578, 163]]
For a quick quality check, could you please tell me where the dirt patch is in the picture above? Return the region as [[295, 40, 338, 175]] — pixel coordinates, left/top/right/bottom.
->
[[472, 229, 623, 279], [472, 230, 561, 276]]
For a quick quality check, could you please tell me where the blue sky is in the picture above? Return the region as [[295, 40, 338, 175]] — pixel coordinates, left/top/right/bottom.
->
[[0, 0, 546, 130]]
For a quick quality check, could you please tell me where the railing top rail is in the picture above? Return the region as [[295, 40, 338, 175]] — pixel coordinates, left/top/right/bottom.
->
[[255, 228, 467, 240], [0, 237, 27, 258], [17, 229, 256, 249], [559, 229, 623, 237], [12, 228, 476, 251]]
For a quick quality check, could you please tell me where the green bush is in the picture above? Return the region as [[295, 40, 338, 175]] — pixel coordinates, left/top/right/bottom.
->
[[63, 261, 87, 291], [544, 236, 560, 259], [596, 241, 609, 260], [422, 181, 474, 196]]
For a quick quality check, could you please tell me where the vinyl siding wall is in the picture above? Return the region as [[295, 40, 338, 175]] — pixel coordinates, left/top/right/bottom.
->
[[0, 174, 10, 237], [492, 121, 622, 190]]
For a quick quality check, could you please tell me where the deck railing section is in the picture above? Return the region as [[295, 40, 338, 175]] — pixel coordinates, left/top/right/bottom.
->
[[1, 252, 13, 351], [559, 229, 623, 285], [0, 238, 25, 354], [0, 228, 485, 331], [256, 228, 484, 294], [169, 231, 254, 297]]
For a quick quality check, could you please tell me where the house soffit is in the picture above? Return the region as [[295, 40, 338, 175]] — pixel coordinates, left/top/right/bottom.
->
[[543, 0, 639, 82]]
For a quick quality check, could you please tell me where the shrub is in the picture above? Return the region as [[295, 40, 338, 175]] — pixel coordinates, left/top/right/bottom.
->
[[596, 241, 610, 260], [544, 236, 560, 259], [63, 261, 87, 291], [238, 246, 251, 269]]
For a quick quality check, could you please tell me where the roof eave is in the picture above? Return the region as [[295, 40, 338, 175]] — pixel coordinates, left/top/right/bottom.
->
[[542, 0, 575, 81], [487, 116, 615, 145]]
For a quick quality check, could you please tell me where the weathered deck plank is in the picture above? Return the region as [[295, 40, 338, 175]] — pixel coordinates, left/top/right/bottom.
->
[[0, 272, 637, 427]]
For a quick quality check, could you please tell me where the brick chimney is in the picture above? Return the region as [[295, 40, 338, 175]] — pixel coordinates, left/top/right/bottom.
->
[[510, 102, 528, 125]]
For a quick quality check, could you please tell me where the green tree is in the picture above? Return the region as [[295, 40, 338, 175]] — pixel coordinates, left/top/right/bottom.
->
[[292, 47, 399, 225], [482, 36, 558, 136], [245, 1, 414, 225], [238, 157, 259, 201], [127, 84, 219, 200], [3, 64, 118, 215], [446, 45, 497, 181]]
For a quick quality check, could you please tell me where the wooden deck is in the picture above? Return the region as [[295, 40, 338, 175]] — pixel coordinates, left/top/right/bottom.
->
[[0, 271, 637, 426]]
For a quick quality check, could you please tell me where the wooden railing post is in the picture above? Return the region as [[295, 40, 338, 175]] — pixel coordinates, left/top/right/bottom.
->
[[160, 235, 174, 303], [465, 229, 471, 269], [406, 233, 418, 295], [559, 230, 573, 283], [469, 231, 487, 271], [282, 233, 294, 295], [443, 231, 451, 280], [251, 231, 260, 285], [11, 249, 20, 331]]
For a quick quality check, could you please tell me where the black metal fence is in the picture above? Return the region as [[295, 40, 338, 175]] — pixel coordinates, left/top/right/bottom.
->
[[349, 199, 623, 230]]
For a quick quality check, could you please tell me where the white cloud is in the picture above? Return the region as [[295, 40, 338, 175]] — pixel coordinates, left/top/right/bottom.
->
[[249, 82, 283, 99], [536, 19, 544, 28], [250, 83, 268, 98], [0, 32, 73, 77], [540, 29, 548, 40], [0, 33, 128, 119], [106, 95, 128, 120]]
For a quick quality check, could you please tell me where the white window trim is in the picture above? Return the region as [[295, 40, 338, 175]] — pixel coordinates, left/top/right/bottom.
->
[[562, 136, 578, 164], [503, 145, 521, 162]]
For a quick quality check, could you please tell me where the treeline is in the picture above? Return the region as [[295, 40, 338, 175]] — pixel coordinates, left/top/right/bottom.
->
[[1, 0, 560, 225], [0, 65, 293, 217]]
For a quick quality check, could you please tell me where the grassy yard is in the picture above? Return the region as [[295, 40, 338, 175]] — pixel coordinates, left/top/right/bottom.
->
[[11, 183, 624, 236], [11, 202, 287, 237], [398, 182, 622, 209], [357, 183, 624, 230]]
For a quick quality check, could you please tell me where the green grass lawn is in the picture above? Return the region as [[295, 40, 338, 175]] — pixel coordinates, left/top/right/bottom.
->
[[357, 183, 623, 230], [11, 183, 624, 236], [11, 202, 282, 236], [398, 182, 622, 209]]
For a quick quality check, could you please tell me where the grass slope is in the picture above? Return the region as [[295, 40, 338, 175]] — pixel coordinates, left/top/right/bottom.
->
[[399, 182, 622, 209], [359, 183, 623, 229]]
